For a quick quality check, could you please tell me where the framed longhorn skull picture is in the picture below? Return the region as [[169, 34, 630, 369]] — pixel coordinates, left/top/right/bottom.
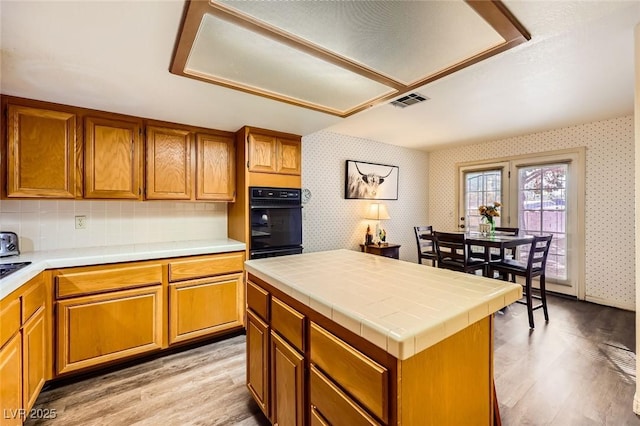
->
[[345, 160, 399, 200]]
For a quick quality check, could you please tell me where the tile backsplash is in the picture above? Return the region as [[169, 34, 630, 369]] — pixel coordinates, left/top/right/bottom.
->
[[0, 199, 228, 253]]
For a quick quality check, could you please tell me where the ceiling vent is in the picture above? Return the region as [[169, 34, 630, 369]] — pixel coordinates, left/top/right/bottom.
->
[[390, 93, 429, 108]]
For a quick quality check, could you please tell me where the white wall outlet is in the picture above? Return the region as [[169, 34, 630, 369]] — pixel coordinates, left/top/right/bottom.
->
[[75, 215, 87, 229]]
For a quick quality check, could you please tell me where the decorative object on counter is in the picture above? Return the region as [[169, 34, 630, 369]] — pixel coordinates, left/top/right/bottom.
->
[[345, 160, 399, 200], [378, 228, 387, 246], [364, 202, 390, 244], [365, 225, 374, 245], [478, 202, 500, 235]]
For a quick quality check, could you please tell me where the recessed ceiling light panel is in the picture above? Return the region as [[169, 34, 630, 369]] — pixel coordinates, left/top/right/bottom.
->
[[170, 1, 530, 117]]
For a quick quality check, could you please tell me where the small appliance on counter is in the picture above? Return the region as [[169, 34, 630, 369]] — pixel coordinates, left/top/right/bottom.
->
[[0, 231, 20, 257]]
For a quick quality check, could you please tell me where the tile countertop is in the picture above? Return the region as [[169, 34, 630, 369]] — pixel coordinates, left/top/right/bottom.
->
[[0, 238, 246, 300], [245, 249, 522, 361]]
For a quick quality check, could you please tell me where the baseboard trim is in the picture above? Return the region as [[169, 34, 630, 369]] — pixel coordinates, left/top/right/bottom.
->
[[585, 295, 635, 312]]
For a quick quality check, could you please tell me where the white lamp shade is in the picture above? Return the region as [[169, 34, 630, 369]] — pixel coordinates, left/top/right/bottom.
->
[[365, 203, 390, 220]]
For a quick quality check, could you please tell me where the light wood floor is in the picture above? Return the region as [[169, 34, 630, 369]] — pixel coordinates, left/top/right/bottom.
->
[[26, 295, 639, 425]]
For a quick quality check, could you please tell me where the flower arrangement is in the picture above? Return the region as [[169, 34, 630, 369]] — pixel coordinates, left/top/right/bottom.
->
[[478, 202, 501, 224]]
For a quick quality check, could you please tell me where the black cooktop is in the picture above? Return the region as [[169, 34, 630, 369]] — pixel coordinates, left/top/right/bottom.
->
[[0, 262, 31, 279]]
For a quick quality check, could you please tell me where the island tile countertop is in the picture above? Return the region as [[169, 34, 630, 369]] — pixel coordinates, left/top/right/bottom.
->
[[0, 238, 245, 300], [245, 249, 522, 360]]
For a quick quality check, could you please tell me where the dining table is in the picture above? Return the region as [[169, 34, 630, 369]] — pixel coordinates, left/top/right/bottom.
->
[[465, 231, 535, 261]]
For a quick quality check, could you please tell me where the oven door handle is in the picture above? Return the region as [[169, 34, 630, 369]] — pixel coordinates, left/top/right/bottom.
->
[[250, 205, 302, 209]]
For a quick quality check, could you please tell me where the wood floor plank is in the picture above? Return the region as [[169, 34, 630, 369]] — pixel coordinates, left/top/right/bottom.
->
[[24, 295, 640, 425]]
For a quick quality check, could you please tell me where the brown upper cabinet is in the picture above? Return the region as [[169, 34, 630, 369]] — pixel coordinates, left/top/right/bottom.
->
[[196, 132, 236, 201], [145, 125, 192, 200], [145, 124, 236, 202], [84, 116, 142, 199], [248, 132, 301, 176], [2, 96, 236, 202], [6, 102, 80, 198]]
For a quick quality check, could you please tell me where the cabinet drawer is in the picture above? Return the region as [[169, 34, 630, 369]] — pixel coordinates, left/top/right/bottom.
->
[[271, 297, 304, 352], [310, 365, 381, 426], [0, 297, 20, 349], [247, 280, 269, 322], [311, 406, 330, 426], [22, 274, 45, 323], [55, 264, 162, 298], [168, 252, 244, 282], [310, 323, 388, 423]]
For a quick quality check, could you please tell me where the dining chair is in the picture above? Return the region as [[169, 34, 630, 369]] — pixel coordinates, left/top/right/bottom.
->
[[414, 226, 437, 266], [433, 231, 487, 275], [494, 227, 520, 261], [488, 234, 553, 328]]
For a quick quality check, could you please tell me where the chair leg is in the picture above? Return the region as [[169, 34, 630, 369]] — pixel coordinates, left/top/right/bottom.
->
[[540, 274, 549, 322], [525, 276, 534, 328], [418, 258, 423, 265]]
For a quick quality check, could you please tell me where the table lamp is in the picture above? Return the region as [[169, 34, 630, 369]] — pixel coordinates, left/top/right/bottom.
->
[[365, 202, 390, 244]]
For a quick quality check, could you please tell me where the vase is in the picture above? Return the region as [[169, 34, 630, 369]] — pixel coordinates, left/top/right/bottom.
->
[[490, 219, 496, 235], [479, 216, 490, 235]]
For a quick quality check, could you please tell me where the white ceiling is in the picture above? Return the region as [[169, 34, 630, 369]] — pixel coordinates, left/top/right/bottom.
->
[[1, 1, 638, 152]]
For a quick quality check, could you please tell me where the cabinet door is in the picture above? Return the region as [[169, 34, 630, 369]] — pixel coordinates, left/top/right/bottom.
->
[[276, 138, 301, 175], [85, 116, 142, 199], [169, 273, 243, 344], [246, 309, 269, 416], [0, 333, 22, 426], [7, 104, 78, 198], [271, 331, 304, 426], [145, 126, 192, 200], [248, 133, 277, 173], [196, 133, 236, 201], [22, 308, 46, 412], [56, 286, 163, 375]]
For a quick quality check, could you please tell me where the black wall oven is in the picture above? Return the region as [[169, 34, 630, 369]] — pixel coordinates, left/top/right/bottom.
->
[[249, 187, 303, 259]]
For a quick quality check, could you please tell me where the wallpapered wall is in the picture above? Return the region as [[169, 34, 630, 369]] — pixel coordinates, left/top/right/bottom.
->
[[301, 130, 430, 262], [0, 199, 227, 252], [429, 115, 634, 309]]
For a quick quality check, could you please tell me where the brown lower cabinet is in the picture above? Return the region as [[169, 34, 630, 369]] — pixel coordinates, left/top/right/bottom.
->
[[0, 274, 48, 426], [246, 277, 387, 426], [169, 273, 243, 344], [54, 252, 245, 377], [246, 283, 307, 425], [56, 285, 164, 375], [246, 273, 496, 426], [0, 250, 245, 425], [0, 333, 22, 426]]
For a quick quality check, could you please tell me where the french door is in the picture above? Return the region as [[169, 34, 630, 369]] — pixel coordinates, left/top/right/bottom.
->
[[458, 149, 585, 298]]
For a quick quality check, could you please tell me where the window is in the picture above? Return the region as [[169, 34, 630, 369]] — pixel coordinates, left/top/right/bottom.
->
[[464, 169, 503, 230], [518, 164, 568, 281]]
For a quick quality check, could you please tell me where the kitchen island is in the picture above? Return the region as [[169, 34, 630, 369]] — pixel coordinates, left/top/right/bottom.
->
[[244, 249, 522, 425]]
